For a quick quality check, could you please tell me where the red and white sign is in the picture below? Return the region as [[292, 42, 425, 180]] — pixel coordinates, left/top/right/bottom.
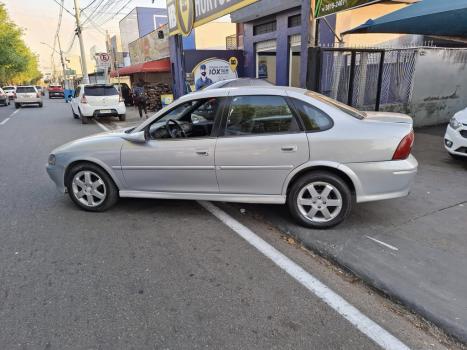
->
[[96, 53, 111, 69]]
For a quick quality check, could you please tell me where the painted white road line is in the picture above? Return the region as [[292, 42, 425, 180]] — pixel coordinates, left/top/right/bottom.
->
[[366, 236, 399, 251], [10, 109, 20, 117], [95, 120, 110, 131], [199, 201, 410, 350], [0, 117, 10, 125]]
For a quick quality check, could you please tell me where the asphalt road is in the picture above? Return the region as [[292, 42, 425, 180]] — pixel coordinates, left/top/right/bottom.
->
[[0, 98, 459, 350]]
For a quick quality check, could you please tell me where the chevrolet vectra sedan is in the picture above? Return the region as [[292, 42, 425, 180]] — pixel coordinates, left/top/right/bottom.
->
[[47, 87, 417, 228]]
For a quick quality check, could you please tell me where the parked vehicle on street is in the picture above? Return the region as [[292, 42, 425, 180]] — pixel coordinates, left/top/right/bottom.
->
[[36, 85, 45, 96], [444, 107, 467, 158], [0, 88, 10, 106], [47, 86, 417, 228], [15, 85, 43, 108], [2, 86, 16, 100], [48, 84, 64, 99], [70, 84, 126, 124]]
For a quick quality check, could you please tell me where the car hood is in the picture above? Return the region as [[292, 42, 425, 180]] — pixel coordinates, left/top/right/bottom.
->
[[453, 107, 467, 123], [364, 111, 413, 124], [51, 127, 131, 154]]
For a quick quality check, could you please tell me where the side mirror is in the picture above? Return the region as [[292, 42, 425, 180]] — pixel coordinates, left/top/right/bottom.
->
[[121, 130, 146, 143]]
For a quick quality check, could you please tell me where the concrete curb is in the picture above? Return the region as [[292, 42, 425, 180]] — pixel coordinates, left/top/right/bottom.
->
[[251, 210, 467, 345]]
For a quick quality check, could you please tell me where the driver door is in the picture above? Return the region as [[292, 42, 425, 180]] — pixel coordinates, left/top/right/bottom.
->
[[120, 98, 224, 194]]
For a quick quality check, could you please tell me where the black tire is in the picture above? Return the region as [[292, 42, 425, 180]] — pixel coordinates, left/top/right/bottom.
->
[[72, 108, 79, 119], [15, 103, 20, 109], [79, 109, 89, 124], [287, 171, 353, 229], [118, 114, 126, 121], [39, 103, 43, 108], [66, 163, 119, 212]]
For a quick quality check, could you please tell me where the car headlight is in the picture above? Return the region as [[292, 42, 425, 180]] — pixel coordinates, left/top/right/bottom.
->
[[48, 154, 56, 166], [449, 117, 462, 130]]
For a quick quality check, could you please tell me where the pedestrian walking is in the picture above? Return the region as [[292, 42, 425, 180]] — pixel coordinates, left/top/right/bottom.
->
[[132, 80, 148, 119]]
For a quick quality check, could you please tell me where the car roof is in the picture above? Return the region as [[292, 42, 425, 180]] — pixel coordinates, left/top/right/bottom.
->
[[179, 85, 308, 101]]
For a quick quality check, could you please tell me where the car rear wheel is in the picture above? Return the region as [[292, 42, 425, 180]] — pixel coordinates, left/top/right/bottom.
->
[[287, 171, 353, 229], [15, 103, 20, 109], [66, 163, 118, 212], [118, 114, 126, 121], [79, 109, 89, 124]]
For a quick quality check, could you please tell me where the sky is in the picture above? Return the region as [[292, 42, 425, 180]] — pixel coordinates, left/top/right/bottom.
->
[[2, 0, 166, 73]]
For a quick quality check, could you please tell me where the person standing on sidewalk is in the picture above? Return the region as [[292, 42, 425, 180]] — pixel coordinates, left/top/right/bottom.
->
[[132, 80, 148, 119]]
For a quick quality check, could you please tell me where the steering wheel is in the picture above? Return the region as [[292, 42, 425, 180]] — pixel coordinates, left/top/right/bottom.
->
[[165, 119, 187, 138]]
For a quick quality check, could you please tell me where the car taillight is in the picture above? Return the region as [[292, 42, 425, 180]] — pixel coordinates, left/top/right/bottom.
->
[[392, 130, 415, 160], [81, 95, 88, 104]]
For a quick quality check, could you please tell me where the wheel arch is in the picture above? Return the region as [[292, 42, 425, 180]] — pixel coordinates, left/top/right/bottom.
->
[[64, 158, 122, 191], [282, 162, 362, 198]]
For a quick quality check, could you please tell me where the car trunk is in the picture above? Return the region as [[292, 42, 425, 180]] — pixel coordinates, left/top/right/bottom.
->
[[364, 111, 413, 125]]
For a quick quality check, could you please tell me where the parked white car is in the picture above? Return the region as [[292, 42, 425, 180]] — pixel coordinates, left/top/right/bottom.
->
[[71, 84, 126, 124], [445, 107, 467, 158], [14, 85, 43, 108], [2, 86, 16, 100]]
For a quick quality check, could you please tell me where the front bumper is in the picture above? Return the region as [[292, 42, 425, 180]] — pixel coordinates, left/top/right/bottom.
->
[[46, 164, 66, 193], [444, 124, 467, 157], [344, 154, 418, 203]]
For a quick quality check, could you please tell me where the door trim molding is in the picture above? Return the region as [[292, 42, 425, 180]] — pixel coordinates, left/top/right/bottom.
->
[[119, 190, 286, 204], [114, 165, 215, 170], [217, 165, 294, 170]]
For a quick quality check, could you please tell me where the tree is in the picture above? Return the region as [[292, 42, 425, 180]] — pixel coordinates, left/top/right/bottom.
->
[[0, 3, 42, 84]]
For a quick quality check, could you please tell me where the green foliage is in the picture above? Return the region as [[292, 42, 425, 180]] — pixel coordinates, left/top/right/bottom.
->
[[0, 3, 42, 84]]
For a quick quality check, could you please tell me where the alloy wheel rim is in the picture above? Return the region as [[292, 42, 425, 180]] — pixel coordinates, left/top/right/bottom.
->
[[71, 170, 106, 207], [297, 181, 343, 223]]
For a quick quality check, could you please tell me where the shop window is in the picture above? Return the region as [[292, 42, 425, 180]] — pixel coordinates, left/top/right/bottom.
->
[[288, 14, 301, 28], [253, 21, 277, 36]]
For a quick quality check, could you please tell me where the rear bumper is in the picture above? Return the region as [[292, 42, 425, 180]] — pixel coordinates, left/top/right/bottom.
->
[[444, 124, 467, 157], [16, 98, 42, 104], [344, 154, 418, 203], [80, 103, 126, 117], [49, 91, 64, 97]]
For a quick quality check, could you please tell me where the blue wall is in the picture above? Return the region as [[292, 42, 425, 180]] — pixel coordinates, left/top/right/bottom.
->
[[136, 7, 168, 37], [243, 7, 308, 87]]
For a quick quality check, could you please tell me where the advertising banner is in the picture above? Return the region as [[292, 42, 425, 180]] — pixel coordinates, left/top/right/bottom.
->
[[167, 0, 258, 36], [315, 0, 380, 18], [128, 26, 170, 65]]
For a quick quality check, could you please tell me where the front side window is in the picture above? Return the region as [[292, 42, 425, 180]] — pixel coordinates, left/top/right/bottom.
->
[[225, 95, 299, 136], [291, 98, 333, 132], [148, 98, 221, 140]]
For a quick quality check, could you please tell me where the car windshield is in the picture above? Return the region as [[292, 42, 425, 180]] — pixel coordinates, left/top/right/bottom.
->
[[84, 86, 118, 96], [306, 91, 366, 119], [16, 86, 36, 93]]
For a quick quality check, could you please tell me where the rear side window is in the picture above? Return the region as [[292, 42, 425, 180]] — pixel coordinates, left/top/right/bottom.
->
[[225, 95, 299, 136], [84, 86, 118, 96], [291, 98, 333, 132], [16, 87, 36, 93]]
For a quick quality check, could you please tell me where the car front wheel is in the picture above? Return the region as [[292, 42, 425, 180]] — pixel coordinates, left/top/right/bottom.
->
[[287, 171, 353, 229], [66, 163, 119, 212]]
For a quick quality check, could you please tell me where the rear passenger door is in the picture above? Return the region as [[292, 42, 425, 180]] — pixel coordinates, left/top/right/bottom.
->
[[214, 94, 309, 195]]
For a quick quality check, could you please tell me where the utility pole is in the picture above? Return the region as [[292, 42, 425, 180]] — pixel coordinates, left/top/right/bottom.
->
[[56, 35, 67, 89], [73, 0, 89, 84]]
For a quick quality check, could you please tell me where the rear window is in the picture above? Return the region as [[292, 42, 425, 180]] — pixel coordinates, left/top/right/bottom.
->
[[84, 86, 118, 96], [16, 86, 36, 93], [3, 86, 15, 91], [306, 91, 366, 120], [49, 85, 62, 89]]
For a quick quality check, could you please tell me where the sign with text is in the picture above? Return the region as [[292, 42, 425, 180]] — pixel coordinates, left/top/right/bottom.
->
[[192, 58, 238, 91], [167, 0, 258, 36], [315, 0, 380, 18], [95, 53, 111, 69]]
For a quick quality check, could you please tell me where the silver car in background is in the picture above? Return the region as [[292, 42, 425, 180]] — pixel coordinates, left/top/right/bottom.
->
[[46, 86, 417, 228]]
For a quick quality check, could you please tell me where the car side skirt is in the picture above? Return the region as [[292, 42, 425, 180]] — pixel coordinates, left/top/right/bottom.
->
[[119, 190, 286, 204]]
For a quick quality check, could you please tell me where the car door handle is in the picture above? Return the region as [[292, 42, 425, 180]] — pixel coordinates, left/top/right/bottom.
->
[[281, 145, 298, 152], [196, 150, 209, 156]]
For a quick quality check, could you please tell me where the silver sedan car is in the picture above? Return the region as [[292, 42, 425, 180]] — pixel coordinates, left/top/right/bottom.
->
[[47, 86, 417, 228]]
